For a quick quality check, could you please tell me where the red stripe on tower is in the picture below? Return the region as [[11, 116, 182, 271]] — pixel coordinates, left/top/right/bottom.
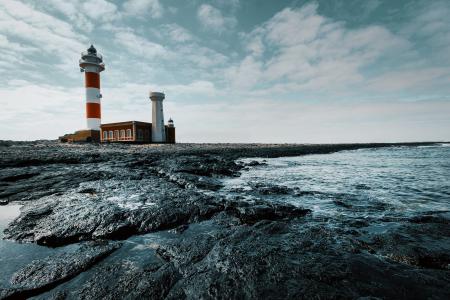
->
[[86, 103, 101, 118], [85, 72, 100, 88]]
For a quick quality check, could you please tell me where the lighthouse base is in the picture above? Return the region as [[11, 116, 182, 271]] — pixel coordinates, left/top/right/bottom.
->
[[59, 129, 100, 143]]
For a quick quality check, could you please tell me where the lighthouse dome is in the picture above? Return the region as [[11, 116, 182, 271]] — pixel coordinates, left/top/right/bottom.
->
[[87, 45, 97, 54]]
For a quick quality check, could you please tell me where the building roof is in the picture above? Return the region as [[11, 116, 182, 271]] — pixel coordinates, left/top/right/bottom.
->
[[100, 121, 151, 127]]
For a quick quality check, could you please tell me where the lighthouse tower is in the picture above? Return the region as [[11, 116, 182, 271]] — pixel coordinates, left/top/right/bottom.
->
[[79, 45, 105, 131], [149, 91, 166, 143], [166, 118, 176, 143]]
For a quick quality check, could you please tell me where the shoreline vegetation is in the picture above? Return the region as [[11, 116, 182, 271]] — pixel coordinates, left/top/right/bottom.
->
[[0, 141, 449, 299]]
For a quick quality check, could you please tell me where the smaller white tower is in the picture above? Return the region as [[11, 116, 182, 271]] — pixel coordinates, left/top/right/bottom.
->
[[150, 91, 166, 143]]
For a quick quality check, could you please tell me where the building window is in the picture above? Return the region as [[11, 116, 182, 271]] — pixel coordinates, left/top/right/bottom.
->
[[126, 129, 132, 138], [109, 131, 113, 139], [120, 129, 125, 139], [137, 129, 143, 140], [103, 131, 108, 140], [114, 130, 119, 140]]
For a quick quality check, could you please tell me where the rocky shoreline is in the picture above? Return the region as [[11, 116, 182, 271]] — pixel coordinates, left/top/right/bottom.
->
[[0, 141, 449, 299]]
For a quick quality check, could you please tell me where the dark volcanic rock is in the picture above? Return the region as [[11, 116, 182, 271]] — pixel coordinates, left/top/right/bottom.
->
[[163, 155, 242, 177], [0, 173, 40, 182], [365, 212, 450, 270], [151, 219, 450, 300], [4, 181, 309, 247], [225, 200, 311, 224], [64, 261, 180, 300], [151, 155, 243, 191], [0, 167, 114, 202], [1, 241, 120, 299], [250, 182, 294, 195], [242, 160, 267, 167], [45, 217, 450, 299], [3, 180, 222, 246]]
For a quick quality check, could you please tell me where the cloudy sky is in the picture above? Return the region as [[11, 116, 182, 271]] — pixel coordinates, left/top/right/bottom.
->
[[0, 0, 449, 142]]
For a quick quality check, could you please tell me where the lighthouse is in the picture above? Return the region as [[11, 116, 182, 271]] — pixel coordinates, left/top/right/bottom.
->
[[149, 91, 166, 143], [79, 45, 105, 131], [60, 45, 176, 144]]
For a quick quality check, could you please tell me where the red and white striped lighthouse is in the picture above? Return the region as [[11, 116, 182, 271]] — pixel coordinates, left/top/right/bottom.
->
[[79, 45, 105, 131]]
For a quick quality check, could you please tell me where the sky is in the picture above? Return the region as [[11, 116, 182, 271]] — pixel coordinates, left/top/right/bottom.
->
[[0, 0, 449, 143]]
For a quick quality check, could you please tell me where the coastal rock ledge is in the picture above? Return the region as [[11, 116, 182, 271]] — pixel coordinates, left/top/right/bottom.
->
[[0, 141, 449, 299]]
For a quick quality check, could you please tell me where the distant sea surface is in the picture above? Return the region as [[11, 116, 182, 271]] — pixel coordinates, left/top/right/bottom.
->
[[221, 144, 450, 227]]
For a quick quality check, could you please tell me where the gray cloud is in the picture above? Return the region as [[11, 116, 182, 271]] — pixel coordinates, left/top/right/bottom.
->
[[122, 0, 164, 19], [197, 4, 237, 33]]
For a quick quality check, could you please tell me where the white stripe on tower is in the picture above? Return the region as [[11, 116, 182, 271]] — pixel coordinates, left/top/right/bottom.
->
[[86, 87, 101, 104]]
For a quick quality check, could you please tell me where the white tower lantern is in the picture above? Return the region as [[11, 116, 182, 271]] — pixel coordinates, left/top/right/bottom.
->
[[150, 91, 166, 143]]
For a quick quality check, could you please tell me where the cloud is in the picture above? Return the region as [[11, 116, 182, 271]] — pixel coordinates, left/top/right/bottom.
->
[[159, 24, 193, 43], [226, 56, 262, 90], [0, 34, 38, 54], [113, 30, 168, 58], [197, 4, 237, 33], [122, 0, 163, 19], [35, 0, 121, 29], [0, 0, 87, 69], [161, 81, 217, 97], [37, 0, 94, 32], [0, 34, 40, 79], [401, 0, 450, 64], [109, 26, 227, 71], [229, 2, 412, 96], [81, 0, 119, 22], [176, 43, 228, 69], [367, 68, 450, 93]]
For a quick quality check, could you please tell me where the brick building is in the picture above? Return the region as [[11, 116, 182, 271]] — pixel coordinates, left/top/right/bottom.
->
[[100, 121, 175, 143]]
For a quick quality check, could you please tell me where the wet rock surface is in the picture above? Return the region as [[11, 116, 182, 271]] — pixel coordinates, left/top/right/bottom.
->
[[0, 241, 120, 299], [364, 212, 450, 270], [0, 141, 449, 299]]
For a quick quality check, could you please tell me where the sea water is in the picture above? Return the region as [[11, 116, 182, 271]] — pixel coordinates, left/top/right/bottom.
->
[[0, 205, 79, 288], [221, 144, 450, 224]]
